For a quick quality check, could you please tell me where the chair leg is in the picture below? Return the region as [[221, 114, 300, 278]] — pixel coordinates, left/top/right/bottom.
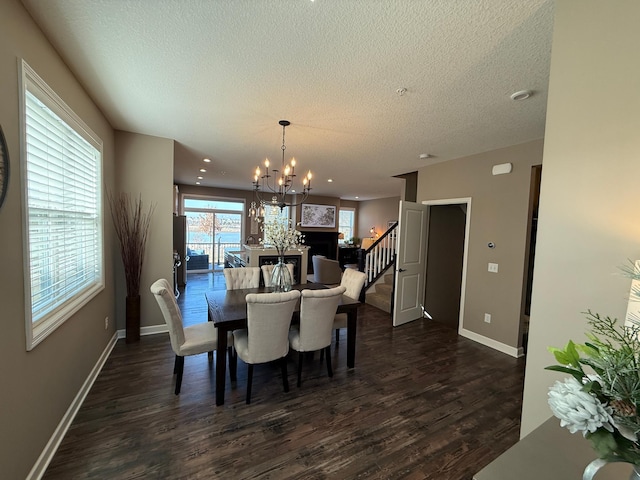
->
[[173, 354, 180, 374], [297, 352, 304, 387], [281, 357, 289, 393], [228, 346, 237, 382], [175, 355, 185, 395], [325, 346, 333, 378], [319, 348, 324, 362], [246, 364, 254, 404], [335, 328, 340, 345]]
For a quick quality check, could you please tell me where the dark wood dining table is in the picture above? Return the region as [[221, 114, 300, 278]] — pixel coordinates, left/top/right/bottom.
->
[[206, 283, 361, 406]]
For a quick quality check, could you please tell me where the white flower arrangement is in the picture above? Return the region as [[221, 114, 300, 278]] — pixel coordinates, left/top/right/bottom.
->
[[260, 217, 304, 256], [547, 308, 640, 464]]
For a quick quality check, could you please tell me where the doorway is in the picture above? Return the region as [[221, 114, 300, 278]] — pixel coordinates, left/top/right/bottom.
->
[[422, 198, 471, 334], [183, 196, 245, 272], [424, 205, 467, 330]]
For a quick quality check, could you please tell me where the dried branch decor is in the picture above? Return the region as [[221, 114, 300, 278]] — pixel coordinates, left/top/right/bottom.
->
[[108, 192, 155, 297]]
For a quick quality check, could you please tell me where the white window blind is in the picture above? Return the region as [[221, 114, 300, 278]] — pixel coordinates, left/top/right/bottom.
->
[[339, 208, 355, 242], [22, 61, 104, 350]]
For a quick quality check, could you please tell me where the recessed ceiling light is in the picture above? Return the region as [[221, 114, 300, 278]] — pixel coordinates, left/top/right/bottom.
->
[[195, 181, 201, 185], [327, 179, 333, 183], [197, 176, 203, 180], [419, 153, 430, 159], [510, 90, 532, 101], [199, 168, 206, 173], [355, 196, 359, 199], [203, 158, 211, 163]]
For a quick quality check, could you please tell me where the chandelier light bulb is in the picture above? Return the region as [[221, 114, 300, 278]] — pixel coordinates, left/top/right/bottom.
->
[[291, 158, 296, 168], [264, 159, 270, 168]]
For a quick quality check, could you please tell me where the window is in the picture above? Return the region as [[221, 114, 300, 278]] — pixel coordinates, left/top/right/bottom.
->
[[263, 203, 290, 225], [338, 208, 355, 243], [21, 61, 104, 350]]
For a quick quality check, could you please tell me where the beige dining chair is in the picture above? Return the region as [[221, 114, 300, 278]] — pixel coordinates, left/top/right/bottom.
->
[[261, 263, 295, 287], [232, 290, 301, 404], [332, 268, 367, 344], [223, 266, 261, 290], [150, 278, 232, 395], [289, 286, 346, 387]]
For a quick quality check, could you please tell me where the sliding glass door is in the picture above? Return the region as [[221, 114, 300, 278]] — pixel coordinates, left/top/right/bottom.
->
[[183, 197, 244, 271]]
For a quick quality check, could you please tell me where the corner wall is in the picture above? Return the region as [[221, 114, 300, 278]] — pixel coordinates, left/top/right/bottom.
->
[[114, 131, 174, 330], [416, 140, 543, 351], [521, 0, 640, 437], [358, 196, 401, 240], [0, 1, 116, 477]]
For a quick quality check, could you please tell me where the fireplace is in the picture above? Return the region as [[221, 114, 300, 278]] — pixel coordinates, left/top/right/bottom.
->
[[301, 231, 338, 272]]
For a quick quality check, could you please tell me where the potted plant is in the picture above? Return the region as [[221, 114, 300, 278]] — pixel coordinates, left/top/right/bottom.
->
[[108, 192, 155, 343]]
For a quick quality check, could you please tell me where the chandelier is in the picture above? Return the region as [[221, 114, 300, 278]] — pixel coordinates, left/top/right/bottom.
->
[[251, 120, 312, 213], [247, 193, 265, 223]]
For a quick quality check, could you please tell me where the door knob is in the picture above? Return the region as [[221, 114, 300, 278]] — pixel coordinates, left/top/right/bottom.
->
[[397, 268, 406, 272]]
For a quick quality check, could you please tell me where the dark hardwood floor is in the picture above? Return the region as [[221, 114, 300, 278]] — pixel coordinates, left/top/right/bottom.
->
[[43, 272, 525, 479]]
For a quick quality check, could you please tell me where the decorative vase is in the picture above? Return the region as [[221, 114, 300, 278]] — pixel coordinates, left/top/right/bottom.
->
[[125, 295, 141, 344], [271, 257, 292, 292], [583, 458, 640, 480]]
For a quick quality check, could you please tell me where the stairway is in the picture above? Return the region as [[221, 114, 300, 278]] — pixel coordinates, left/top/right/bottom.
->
[[365, 272, 393, 313]]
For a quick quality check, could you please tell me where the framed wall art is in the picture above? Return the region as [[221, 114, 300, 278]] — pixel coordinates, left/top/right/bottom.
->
[[300, 203, 336, 228]]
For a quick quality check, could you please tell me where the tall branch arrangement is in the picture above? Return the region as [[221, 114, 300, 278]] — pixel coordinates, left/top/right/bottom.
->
[[108, 192, 155, 297]]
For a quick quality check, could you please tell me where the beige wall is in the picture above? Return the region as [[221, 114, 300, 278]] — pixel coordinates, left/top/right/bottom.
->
[[114, 131, 174, 330], [0, 1, 116, 477], [358, 196, 401, 240], [417, 140, 543, 351], [520, 1, 640, 437]]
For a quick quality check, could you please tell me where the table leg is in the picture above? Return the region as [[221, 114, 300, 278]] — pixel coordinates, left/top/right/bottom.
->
[[346, 308, 357, 368], [216, 328, 228, 406]]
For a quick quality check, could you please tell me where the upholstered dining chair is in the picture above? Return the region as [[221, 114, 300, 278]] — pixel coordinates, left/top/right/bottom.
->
[[261, 263, 295, 287], [232, 290, 301, 404], [150, 278, 232, 395], [332, 268, 367, 344], [288, 286, 346, 387], [223, 266, 261, 290]]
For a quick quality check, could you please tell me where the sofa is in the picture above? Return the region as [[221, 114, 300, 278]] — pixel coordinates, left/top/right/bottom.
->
[[186, 248, 209, 270]]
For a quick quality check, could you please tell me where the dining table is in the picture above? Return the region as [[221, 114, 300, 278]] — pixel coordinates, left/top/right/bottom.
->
[[206, 283, 361, 406]]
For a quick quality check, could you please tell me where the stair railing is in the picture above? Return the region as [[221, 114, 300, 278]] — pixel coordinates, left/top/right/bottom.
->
[[357, 222, 398, 289]]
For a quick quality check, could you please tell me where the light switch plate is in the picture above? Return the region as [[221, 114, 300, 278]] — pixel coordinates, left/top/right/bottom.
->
[[488, 263, 499, 273]]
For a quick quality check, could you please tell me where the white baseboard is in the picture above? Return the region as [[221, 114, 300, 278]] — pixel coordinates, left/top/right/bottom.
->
[[116, 323, 168, 340], [459, 328, 524, 358], [27, 332, 118, 480]]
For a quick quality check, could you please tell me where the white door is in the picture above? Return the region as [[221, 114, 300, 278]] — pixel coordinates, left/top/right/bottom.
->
[[392, 201, 429, 326]]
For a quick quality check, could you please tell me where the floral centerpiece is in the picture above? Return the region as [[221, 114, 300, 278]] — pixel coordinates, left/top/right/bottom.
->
[[261, 216, 304, 256], [547, 312, 640, 465], [546, 261, 640, 475], [260, 217, 304, 291]]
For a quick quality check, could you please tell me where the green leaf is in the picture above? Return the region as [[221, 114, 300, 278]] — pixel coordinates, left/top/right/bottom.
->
[[548, 341, 582, 368], [544, 365, 584, 382], [587, 430, 618, 458]]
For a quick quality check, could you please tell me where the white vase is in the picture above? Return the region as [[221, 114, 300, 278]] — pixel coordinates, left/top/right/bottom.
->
[[583, 458, 640, 480]]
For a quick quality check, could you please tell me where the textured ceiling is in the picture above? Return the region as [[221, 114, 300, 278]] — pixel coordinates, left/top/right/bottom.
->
[[20, 0, 555, 200]]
